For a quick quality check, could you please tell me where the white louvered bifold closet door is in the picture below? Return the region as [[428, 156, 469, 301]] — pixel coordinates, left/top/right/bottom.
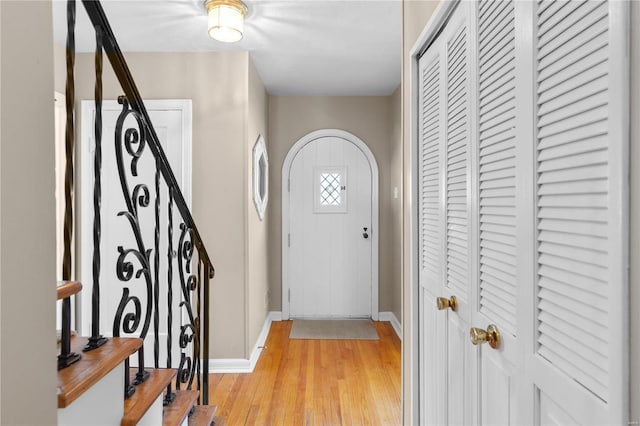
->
[[417, 3, 473, 424], [442, 7, 472, 425], [417, 44, 444, 426], [416, 0, 628, 424], [472, 1, 522, 424], [532, 0, 628, 424], [477, 0, 517, 337]]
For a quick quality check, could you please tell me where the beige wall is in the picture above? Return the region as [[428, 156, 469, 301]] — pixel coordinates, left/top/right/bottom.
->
[[1, 4, 3, 418], [630, 1, 639, 422], [246, 58, 269, 353], [0, 1, 58, 424], [400, 1, 441, 424], [267, 96, 399, 316], [389, 85, 402, 321], [1, 4, 3, 417], [54, 41, 65, 94], [73, 52, 251, 358]]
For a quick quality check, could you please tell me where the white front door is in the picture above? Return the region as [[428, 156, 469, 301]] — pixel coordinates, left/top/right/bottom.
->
[[80, 100, 191, 369], [284, 131, 377, 319], [415, 0, 629, 424]]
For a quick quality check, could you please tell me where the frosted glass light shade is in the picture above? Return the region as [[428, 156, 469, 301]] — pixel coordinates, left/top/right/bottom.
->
[[206, 0, 247, 43]]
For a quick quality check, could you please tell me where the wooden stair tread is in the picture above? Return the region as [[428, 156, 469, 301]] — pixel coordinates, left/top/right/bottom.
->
[[188, 405, 218, 426], [58, 336, 142, 408], [121, 368, 177, 426], [57, 280, 82, 300], [163, 389, 199, 426]]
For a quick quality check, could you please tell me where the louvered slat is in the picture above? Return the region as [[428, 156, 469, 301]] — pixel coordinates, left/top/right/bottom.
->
[[535, 0, 610, 402], [538, 11, 608, 74], [419, 55, 441, 277], [538, 2, 606, 56], [477, 0, 517, 335]]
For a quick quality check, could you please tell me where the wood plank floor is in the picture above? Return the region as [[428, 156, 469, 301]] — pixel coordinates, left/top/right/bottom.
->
[[208, 320, 401, 426]]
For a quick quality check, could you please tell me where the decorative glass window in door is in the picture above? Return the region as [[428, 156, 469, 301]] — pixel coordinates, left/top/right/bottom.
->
[[314, 166, 347, 213]]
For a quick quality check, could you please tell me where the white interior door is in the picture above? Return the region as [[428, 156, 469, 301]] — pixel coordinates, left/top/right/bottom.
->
[[418, 3, 472, 424], [80, 100, 191, 369], [529, 1, 629, 423], [469, 0, 522, 423], [287, 135, 373, 319], [416, 0, 629, 424]]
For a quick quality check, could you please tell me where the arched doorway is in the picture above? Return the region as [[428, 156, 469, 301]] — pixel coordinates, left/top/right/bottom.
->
[[282, 129, 379, 320]]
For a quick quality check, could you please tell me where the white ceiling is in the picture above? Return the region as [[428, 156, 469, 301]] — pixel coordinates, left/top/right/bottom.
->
[[52, 0, 402, 96]]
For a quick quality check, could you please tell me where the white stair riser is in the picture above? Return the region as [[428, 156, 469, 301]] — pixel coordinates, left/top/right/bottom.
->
[[58, 366, 124, 426], [137, 394, 164, 426]]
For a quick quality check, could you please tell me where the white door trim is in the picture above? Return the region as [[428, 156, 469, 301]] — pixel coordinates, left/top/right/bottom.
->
[[281, 129, 379, 321], [79, 99, 192, 335]]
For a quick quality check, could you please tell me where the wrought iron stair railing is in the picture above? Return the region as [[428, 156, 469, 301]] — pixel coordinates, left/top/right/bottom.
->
[[60, 0, 214, 406]]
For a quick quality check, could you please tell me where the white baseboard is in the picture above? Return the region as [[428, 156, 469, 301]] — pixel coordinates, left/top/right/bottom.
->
[[378, 311, 402, 340], [208, 311, 281, 374], [267, 311, 283, 322]]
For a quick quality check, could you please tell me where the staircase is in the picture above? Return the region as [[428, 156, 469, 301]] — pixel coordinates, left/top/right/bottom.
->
[[56, 0, 218, 424], [56, 287, 217, 425], [58, 281, 218, 425]]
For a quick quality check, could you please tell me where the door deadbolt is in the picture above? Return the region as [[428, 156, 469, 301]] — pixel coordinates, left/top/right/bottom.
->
[[363, 227, 369, 239], [470, 324, 501, 349]]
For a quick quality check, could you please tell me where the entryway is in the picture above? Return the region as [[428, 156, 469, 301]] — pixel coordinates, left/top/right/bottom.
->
[[282, 129, 379, 320]]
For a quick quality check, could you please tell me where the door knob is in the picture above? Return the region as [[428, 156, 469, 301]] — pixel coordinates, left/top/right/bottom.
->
[[363, 227, 369, 239], [469, 324, 501, 349], [436, 295, 457, 311]]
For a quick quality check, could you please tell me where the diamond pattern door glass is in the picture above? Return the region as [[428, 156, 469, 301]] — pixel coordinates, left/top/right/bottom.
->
[[314, 166, 347, 213], [320, 172, 342, 206]]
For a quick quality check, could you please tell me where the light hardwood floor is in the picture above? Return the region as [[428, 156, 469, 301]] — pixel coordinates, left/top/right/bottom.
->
[[208, 320, 401, 426]]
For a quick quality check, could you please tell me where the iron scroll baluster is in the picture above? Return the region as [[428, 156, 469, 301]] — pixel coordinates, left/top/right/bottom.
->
[[164, 188, 176, 406], [113, 97, 154, 389], [62, 0, 75, 282], [58, 0, 82, 371], [176, 223, 198, 391], [153, 157, 161, 369], [85, 24, 108, 352]]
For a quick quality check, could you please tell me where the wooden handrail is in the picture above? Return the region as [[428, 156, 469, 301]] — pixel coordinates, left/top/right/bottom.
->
[[57, 280, 82, 300]]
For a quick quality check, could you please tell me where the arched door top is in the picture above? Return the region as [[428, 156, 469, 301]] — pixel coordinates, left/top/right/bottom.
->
[[282, 129, 379, 179]]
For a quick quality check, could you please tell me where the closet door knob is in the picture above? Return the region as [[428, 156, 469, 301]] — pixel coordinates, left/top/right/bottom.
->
[[436, 295, 457, 311], [470, 324, 501, 349]]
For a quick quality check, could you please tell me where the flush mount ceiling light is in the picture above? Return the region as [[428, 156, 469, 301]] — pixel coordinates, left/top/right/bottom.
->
[[205, 0, 248, 43]]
